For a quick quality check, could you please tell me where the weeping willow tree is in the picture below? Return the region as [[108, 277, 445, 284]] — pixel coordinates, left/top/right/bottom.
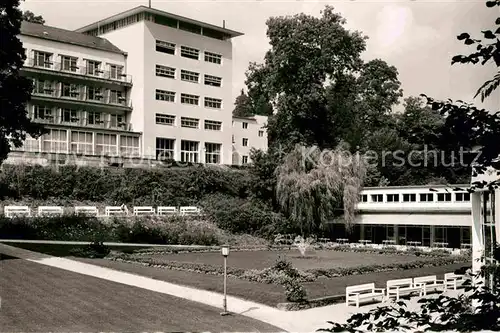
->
[[276, 144, 367, 236]]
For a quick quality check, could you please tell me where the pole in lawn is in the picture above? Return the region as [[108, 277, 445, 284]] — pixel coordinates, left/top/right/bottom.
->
[[220, 245, 230, 316]]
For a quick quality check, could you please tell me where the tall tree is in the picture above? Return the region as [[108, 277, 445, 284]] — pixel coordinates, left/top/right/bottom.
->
[[21, 10, 45, 24], [0, 0, 45, 164], [232, 89, 253, 117], [356, 59, 403, 131], [275, 144, 366, 236], [245, 6, 367, 151]]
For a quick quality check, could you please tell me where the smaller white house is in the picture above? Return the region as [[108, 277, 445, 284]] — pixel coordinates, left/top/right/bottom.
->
[[231, 115, 268, 165]]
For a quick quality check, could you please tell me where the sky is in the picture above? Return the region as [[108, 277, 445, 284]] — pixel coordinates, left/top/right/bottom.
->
[[20, 0, 499, 112]]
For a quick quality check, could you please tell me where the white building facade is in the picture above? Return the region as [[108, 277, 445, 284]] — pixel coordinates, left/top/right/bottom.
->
[[7, 21, 140, 166], [75, 6, 243, 165], [232, 115, 268, 165], [469, 167, 499, 284], [329, 184, 473, 248]]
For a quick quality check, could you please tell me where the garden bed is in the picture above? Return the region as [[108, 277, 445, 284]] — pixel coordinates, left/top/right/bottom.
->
[[73, 257, 467, 308]]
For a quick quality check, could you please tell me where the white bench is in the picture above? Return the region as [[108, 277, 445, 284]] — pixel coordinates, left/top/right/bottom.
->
[[444, 273, 467, 290], [346, 283, 385, 308], [105, 206, 129, 216], [37, 206, 64, 217], [386, 278, 423, 301], [133, 206, 155, 216], [180, 206, 201, 216], [4, 206, 31, 218], [413, 275, 446, 296], [157, 206, 178, 215], [74, 206, 99, 217]]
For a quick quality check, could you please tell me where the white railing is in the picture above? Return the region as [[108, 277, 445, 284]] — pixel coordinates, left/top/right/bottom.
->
[[1, 205, 202, 218]]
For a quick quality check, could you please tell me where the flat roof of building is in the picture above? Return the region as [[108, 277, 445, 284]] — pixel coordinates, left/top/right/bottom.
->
[[74, 5, 244, 38], [233, 116, 258, 121], [363, 184, 470, 190], [21, 21, 127, 55]]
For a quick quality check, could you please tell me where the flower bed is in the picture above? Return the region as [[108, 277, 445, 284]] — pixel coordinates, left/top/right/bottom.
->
[[106, 251, 470, 284]]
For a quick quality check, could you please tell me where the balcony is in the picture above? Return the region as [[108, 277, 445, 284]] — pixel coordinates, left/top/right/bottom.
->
[[32, 115, 134, 132], [22, 58, 133, 86], [32, 88, 132, 111]]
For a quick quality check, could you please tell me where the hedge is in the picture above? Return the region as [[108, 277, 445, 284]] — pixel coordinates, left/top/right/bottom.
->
[[0, 215, 220, 246], [0, 164, 251, 206]]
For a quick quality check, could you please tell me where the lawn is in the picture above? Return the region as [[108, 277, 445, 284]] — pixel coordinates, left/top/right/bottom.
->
[[0, 255, 282, 332], [73, 248, 469, 307], [142, 249, 429, 270]]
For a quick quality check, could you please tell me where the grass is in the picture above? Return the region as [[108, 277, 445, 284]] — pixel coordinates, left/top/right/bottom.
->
[[129, 249, 445, 270], [73, 249, 469, 306], [0, 255, 282, 332]]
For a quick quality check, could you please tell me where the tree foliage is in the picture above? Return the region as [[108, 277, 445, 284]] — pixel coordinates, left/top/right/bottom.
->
[[21, 10, 45, 24], [232, 89, 253, 117], [0, 0, 45, 164], [451, 0, 500, 102], [275, 144, 366, 236], [245, 6, 368, 151]]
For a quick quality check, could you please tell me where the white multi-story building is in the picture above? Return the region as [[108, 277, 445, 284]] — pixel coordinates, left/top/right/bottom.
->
[[328, 184, 473, 248], [232, 115, 268, 165], [7, 21, 140, 166], [75, 6, 243, 165]]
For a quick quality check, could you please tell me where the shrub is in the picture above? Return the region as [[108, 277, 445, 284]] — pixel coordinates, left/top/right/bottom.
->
[[0, 164, 251, 205], [0, 215, 221, 246], [282, 276, 308, 303], [69, 241, 110, 258], [201, 193, 288, 237]]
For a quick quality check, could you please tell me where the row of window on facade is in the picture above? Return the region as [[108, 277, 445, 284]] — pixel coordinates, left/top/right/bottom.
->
[[33, 79, 127, 105], [360, 192, 471, 203], [234, 121, 265, 137], [156, 65, 222, 87], [155, 138, 227, 164], [156, 41, 222, 64], [86, 12, 231, 41], [155, 90, 220, 109], [21, 129, 139, 156], [30, 105, 128, 130], [156, 113, 221, 131], [28, 50, 127, 81]]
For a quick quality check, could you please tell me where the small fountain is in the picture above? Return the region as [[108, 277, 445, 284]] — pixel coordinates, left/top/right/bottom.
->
[[293, 236, 314, 257]]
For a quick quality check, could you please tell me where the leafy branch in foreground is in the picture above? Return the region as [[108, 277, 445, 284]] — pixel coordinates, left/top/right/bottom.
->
[[451, 0, 500, 102], [420, 94, 500, 190]]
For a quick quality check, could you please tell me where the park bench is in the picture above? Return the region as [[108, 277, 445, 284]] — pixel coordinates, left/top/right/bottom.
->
[[157, 206, 178, 215], [180, 206, 201, 216], [345, 283, 385, 308], [413, 275, 446, 296], [336, 238, 348, 244], [407, 241, 421, 247], [358, 239, 372, 245], [133, 206, 156, 216], [4, 206, 31, 218], [460, 243, 472, 249], [74, 206, 99, 217], [37, 206, 64, 217], [386, 278, 423, 301], [444, 272, 467, 290], [382, 239, 396, 246], [105, 206, 129, 216]]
